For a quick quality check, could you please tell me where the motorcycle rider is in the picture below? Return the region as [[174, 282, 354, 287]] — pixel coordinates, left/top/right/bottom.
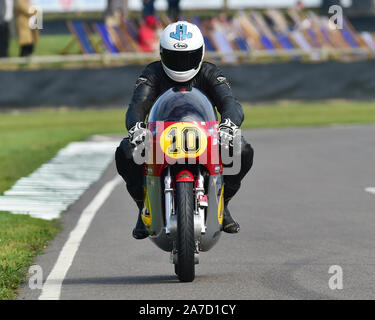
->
[[115, 21, 254, 239]]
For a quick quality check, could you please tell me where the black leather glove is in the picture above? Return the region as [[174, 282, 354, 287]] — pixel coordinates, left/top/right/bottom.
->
[[218, 119, 239, 148], [128, 122, 147, 147]]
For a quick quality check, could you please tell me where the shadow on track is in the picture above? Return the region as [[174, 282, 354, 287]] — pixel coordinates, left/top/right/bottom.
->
[[62, 275, 179, 286]]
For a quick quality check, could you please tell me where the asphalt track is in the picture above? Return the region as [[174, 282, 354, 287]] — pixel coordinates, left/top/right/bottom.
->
[[18, 125, 375, 300]]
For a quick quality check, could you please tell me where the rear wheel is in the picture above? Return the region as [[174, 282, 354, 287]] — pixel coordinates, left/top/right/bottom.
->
[[175, 181, 195, 282]]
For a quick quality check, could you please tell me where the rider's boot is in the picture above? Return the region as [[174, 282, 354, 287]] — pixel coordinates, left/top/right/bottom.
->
[[132, 201, 149, 240], [222, 203, 240, 234]]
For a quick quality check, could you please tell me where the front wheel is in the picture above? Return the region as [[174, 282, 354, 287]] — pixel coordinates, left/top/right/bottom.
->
[[175, 181, 195, 282]]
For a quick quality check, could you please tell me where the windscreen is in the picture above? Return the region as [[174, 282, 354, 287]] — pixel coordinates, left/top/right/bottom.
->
[[148, 88, 217, 122]]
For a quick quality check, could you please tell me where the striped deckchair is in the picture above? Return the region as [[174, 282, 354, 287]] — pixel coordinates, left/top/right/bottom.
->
[[320, 25, 333, 45], [250, 11, 280, 49], [199, 19, 219, 52], [266, 9, 290, 34], [260, 35, 275, 50], [210, 30, 237, 63], [125, 19, 139, 42], [319, 17, 349, 49], [112, 26, 132, 52], [264, 10, 297, 50], [94, 23, 119, 54], [341, 28, 359, 48], [276, 32, 294, 50], [118, 21, 141, 52], [231, 18, 250, 51], [190, 16, 203, 29], [361, 32, 375, 53], [340, 20, 370, 58], [306, 29, 321, 48], [235, 14, 263, 50], [234, 37, 249, 51], [291, 30, 321, 60], [308, 12, 336, 49], [63, 21, 98, 54], [342, 17, 370, 49], [204, 35, 216, 52], [291, 31, 312, 52]]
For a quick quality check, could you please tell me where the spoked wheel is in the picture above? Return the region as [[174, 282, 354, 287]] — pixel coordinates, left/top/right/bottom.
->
[[175, 181, 195, 282]]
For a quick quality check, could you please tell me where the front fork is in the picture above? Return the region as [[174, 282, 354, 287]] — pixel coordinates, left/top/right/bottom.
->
[[164, 167, 174, 235], [165, 167, 206, 265], [195, 170, 207, 236]]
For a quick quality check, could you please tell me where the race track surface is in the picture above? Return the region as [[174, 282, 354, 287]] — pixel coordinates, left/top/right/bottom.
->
[[18, 125, 375, 300]]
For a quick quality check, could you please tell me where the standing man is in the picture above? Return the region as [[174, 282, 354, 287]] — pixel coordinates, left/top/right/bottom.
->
[[105, 0, 128, 27], [15, 0, 39, 57], [142, 0, 155, 18], [138, 14, 158, 52], [295, 0, 305, 12], [167, 0, 180, 22], [0, 0, 14, 58]]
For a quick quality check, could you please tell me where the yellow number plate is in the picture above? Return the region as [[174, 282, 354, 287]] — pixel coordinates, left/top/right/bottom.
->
[[160, 122, 208, 159]]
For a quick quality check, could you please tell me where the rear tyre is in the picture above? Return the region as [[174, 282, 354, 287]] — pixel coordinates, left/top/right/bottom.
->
[[175, 181, 195, 282]]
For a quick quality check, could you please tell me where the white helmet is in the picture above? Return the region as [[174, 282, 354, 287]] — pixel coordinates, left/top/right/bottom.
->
[[160, 21, 205, 83]]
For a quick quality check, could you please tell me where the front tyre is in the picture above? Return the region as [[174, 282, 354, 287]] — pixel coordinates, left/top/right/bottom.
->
[[175, 181, 195, 282]]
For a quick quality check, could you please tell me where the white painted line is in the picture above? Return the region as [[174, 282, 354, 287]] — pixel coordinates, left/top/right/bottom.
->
[[0, 141, 119, 220], [365, 188, 375, 195], [38, 175, 122, 300]]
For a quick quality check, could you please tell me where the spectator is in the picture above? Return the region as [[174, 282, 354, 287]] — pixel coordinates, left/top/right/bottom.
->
[[295, 1, 305, 12], [138, 14, 158, 52], [15, 0, 39, 57], [105, 0, 128, 27], [142, 0, 155, 18], [212, 13, 236, 42], [167, 0, 180, 22], [0, 0, 14, 58]]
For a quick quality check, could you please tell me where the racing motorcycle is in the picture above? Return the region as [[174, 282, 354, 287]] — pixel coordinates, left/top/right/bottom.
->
[[137, 87, 225, 282]]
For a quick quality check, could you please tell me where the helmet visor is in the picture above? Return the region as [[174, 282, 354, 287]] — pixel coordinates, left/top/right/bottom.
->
[[160, 46, 203, 72]]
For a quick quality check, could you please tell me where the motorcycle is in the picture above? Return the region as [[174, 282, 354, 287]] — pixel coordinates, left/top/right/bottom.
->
[[137, 87, 225, 282]]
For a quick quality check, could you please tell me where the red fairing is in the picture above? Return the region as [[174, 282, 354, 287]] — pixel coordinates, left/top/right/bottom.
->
[[145, 121, 223, 177]]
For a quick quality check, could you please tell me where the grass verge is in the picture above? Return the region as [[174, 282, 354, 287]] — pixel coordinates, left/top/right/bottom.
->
[[0, 109, 124, 193], [0, 101, 375, 299], [0, 212, 60, 300], [0, 108, 124, 300]]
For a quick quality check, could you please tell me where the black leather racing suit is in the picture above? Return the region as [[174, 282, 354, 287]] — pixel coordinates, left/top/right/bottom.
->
[[115, 61, 254, 210]]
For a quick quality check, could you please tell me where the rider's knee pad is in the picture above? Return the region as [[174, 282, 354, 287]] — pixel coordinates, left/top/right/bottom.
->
[[115, 138, 143, 184]]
